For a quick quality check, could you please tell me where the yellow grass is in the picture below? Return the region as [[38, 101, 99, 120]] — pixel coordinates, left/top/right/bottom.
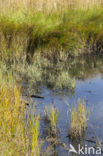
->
[[49, 106, 59, 129], [0, 71, 26, 155], [70, 99, 87, 138], [44, 106, 59, 129], [31, 116, 40, 156], [0, 70, 40, 156]]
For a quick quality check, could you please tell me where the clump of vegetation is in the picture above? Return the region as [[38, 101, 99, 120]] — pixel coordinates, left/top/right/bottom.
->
[[30, 115, 40, 156], [49, 106, 59, 129], [70, 99, 87, 138], [47, 69, 76, 90], [0, 70, 25, 155], [55, 71, 71, 89], [0, 70, 40, 156], [44, 106, 59, 137]]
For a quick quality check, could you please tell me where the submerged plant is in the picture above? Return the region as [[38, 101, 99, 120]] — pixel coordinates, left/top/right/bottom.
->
[[70, 99, 87, 138]]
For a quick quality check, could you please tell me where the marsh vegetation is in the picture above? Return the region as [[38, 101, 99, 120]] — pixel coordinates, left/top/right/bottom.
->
[[0, 70, 41, 155], [70, 99, 87, 138], [0, 0, 103, 155]]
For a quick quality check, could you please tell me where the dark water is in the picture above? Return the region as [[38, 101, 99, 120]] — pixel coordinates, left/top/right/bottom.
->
[[25, 54, 103, 156]]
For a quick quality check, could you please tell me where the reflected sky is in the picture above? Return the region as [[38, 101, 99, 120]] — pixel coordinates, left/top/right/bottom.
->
[[33, 73, 103, 155]]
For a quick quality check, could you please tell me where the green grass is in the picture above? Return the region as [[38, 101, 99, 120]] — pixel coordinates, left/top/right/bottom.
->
[[0, 6, 103, 62]]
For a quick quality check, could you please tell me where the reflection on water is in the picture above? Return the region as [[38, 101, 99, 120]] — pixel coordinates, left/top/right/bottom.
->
[[25, 54, 103, 156]]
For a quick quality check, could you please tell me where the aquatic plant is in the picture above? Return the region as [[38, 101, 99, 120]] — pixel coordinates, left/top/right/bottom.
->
[[70, 99, 87, 138], [49, 106, 59, 129], [44, 105, 59, 136], [55, 71, 70, 89], [30, 116, 40, 156]]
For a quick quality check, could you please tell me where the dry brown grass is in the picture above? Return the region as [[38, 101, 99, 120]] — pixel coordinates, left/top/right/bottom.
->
[[0, 0, 103, 12]]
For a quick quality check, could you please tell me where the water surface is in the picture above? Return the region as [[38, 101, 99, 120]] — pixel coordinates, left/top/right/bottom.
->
[[25, 54, 103, 155]]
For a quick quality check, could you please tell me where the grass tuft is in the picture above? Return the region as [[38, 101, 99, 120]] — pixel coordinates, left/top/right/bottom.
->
[[70, 99, 87, 138], [49, 106, 59, 129], [44, 106, 59, 137]]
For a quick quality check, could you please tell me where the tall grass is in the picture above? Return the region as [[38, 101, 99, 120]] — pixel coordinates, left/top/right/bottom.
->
[[49, 106, 59, 129], [29, 115, 40, 156], [44, 106, 59, 136], [70, 99, 87, 138], [0, 4, 103, 62], [0, 71, 25, 155], [0, 0, 103, 11], [0, 70, 40, 156]]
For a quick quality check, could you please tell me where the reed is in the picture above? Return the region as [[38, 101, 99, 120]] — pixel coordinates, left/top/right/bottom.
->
[[0, 0, 103, 11]]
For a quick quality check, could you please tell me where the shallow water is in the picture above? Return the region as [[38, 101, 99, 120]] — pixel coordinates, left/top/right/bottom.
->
[[37, 77, 103, 155], [25, 55, 103, 155]]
